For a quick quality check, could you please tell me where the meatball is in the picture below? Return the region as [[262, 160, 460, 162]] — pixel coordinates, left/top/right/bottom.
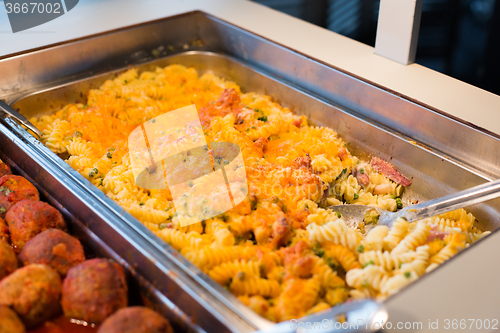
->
[[19, 229, 85, 277], [98, 307, 173, 333], [62, 259, 128, 324], [0, 160, 12, 178], [0, 239, 17, 280], [0, 305, 26, 333], [0, 175, 39, 218], [5, 200, 66, 253], [0, 264, 62, 328], [0, 217, 8, 242]]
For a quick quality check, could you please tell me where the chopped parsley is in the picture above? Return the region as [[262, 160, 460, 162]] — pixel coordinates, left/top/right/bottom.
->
[[404, 271, 411, 278], [357, 244, 365, 253], [139, 202, 145, 206], [353, 193, 359, 200], [335, 212, 342, 218], [258, 116, 268, 122], [107, 152, 113, 159], [74, 131, 83, 138]]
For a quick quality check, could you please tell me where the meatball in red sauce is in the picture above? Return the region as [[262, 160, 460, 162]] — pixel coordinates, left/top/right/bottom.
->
[[5, 200, 67, 253], [98, 306, 173, 333], [19, 229, 85, 277], [61, 259, 128, 324], [0, 264, 62, 329], [0, 175, 39, 218], [0, 305, 26, 333], [0, 239, 17, 280]]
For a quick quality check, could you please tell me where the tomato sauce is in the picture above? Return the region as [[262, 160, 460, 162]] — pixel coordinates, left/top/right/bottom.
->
[[29, 316, 98, 333]]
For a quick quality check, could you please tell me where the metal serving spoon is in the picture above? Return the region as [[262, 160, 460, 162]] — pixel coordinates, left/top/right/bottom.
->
[[328, 178, 500, 228], [0, 100, 42, 139]]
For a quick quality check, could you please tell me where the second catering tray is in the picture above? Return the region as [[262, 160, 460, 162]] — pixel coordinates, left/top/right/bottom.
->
[[1, 10, 499, 332]]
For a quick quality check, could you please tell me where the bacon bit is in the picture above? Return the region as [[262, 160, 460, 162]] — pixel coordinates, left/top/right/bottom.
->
[[293, 118, 303, 128], [272, 216, 291, 247], [292, 256, 315, 278], [427, 226, 449, 242], [253, 137, 268, 156], [353, 168, 369, 186], [282, 241, 315, 278], [338, 148, 348, 161], [198, 89, 244, 127], [292, 155, 312, 171], [294, 210, 310, 228], [356, 173, 369, 186], [235, 114, 246, 125], [370, 157, 411, 186], [283, 241, 309, 266], [322, 186, 329, 201]]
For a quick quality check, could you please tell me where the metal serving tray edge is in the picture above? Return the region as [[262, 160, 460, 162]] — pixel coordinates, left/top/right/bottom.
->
[[1, 11, 499, 332]]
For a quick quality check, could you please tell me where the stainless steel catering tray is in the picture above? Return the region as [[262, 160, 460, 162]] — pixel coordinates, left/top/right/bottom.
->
[[1, 10, 499, 332], [0, 124, 202, 333]]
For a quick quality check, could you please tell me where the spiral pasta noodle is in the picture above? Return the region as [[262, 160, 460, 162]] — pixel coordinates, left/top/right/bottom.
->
[[307, 219, 363, 252], [359, 249, 417, 271]]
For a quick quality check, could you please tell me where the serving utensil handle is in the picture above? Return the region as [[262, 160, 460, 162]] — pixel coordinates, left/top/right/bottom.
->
[[402, 178, 500, 222], [0, 100, 42, 139]]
